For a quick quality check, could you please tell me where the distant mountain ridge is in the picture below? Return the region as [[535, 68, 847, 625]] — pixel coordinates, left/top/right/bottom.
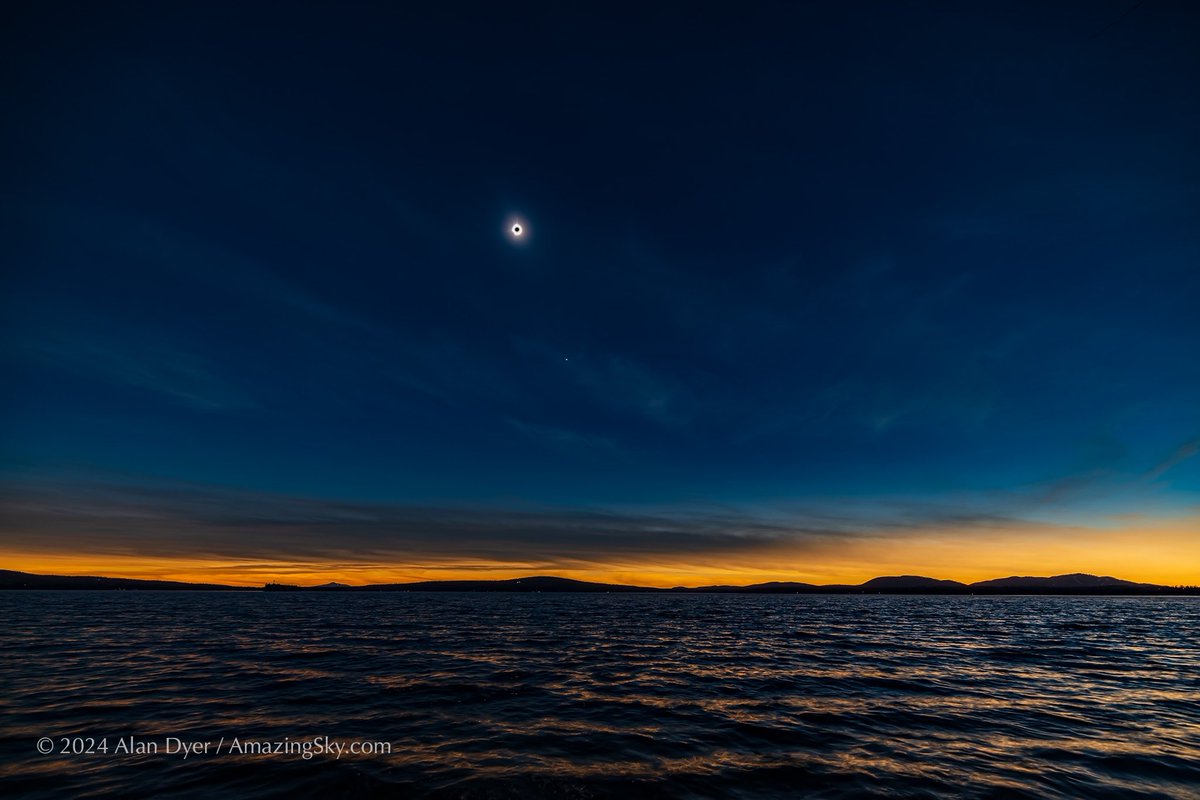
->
[[343, 576, 648, 593], [2, 569, 1195, 594], [860, 575, 968, 590], [0, 569, 238, 591], [969, 573, 1160, 590]]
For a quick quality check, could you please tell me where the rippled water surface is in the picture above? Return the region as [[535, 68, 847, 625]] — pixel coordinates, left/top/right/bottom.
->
[[1, 592, 1198, 799]]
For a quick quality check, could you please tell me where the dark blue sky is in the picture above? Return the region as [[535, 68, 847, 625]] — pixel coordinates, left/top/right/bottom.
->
[[1, 2, 1197, 582]]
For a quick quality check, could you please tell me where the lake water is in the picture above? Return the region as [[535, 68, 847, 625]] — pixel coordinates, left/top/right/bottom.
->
[[1, 592, 1197, 798]]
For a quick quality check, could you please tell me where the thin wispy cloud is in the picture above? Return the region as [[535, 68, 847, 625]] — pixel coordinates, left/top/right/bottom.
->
[[21, 332, 254, 412], [3, 470, 1196, 585], [0, 475, 1066, 569], [1145, 436, 1200, 482], [506, 419, 624, 456], [0, 479, 807, 567]]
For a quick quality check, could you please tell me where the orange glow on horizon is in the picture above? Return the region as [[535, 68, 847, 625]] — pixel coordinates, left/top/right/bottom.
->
[[2, 516, 1197, 588]]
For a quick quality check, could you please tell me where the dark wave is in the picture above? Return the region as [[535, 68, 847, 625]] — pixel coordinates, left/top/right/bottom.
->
[[1, 593, 1197, 798]]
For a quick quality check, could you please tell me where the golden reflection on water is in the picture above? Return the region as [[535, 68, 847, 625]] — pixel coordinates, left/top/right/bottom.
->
[[3, 593, 1198, 798]]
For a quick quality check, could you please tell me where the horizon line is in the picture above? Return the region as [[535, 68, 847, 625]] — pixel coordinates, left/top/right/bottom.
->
[[5, 567, 1200, 591]]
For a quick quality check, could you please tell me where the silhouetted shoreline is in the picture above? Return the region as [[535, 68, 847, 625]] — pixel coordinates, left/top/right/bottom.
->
[[2, 569, 1197, 595]]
